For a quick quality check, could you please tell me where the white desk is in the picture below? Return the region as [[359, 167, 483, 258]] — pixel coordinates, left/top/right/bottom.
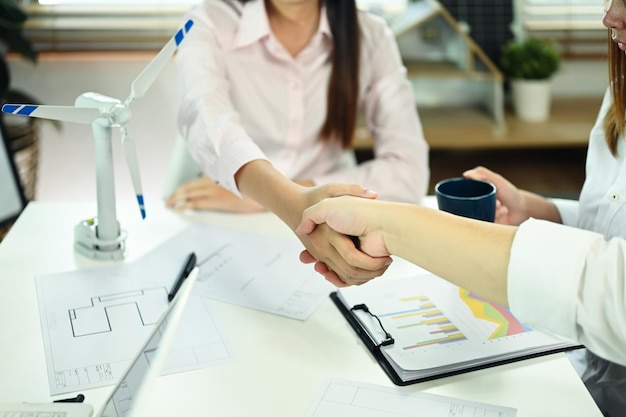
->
[[0, 201, 602, 417]]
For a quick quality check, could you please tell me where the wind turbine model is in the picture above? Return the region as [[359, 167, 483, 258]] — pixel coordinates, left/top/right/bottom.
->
[[2, 19, 194, 260]]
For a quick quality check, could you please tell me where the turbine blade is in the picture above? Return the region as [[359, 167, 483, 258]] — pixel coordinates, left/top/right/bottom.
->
[[2, 104, 101, 124], [126, 19, 194, 105], [121, 127, 146, 219]]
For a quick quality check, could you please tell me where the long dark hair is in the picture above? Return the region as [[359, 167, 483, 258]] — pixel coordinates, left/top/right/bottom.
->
[[605, 32, 626, 156], [235, 0, 360, 148]]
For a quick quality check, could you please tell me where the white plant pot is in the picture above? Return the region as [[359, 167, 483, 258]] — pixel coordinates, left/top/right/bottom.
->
[[510, 79, 552, 122]]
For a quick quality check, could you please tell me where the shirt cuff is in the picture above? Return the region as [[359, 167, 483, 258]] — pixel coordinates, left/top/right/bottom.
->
[[550, 198, 579, 227], [215, 134, 268, 197], [508, 218, 599, 341]]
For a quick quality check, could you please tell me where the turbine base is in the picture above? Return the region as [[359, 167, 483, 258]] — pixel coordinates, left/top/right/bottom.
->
[[74, 218, 127, 260]]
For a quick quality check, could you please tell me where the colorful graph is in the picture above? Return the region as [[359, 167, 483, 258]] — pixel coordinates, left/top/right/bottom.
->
[[379, 295, 468, 350], [459, 289, 531, 338], [377, 287, 531, 350]]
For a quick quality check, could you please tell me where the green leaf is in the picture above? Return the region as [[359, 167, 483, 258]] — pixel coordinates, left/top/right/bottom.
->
[[0, 0, 38, 63], [500, 38, 561, 80]]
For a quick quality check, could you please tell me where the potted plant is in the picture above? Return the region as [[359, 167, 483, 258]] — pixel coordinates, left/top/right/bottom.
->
[[0, 0, 40, 106], [0, 0, 50, 202], [500, 37, 561, 122]]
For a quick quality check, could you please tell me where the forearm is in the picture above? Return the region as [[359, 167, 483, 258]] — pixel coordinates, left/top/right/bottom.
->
[[383, 204, 517, 307], [294, 179, 315, 187], [235, 160, 304, 229]]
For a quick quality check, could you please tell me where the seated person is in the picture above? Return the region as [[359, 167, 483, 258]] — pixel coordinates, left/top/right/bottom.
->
[[166, 0, 429, 213], [163, 135, 363, 213]]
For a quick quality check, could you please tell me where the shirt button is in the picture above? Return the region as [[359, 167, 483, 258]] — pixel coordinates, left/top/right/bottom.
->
[[612, 193, 620, 201]]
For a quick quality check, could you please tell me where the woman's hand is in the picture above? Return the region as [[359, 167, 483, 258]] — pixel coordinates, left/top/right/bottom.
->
[[296, 195, 393, 287], [463, 166, 528, 225], [166, 176, 264, 213], [287, 184, 393, 287]]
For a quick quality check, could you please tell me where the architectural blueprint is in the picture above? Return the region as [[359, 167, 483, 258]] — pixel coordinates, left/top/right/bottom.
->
[[36, 223, 332, 395], [36, 265, 233, 395]]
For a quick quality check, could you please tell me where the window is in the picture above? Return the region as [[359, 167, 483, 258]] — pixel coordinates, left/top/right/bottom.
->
[[517, 0, 607, 58], [30, 0, 405, 6], [20, 0, 408, 52], [21, 1, 192, 51], [34, 0, 194, 3], [20, 0, 605, 56], [519, 0, 603, 31]]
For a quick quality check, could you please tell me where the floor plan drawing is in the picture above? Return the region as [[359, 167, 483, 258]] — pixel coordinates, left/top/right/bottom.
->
[[36, 259, 234, 395], [69, 287, 165, 337]]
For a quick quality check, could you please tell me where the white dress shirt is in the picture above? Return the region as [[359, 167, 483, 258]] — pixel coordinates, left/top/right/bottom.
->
[[508, 88, 626, 367], [175, 0, 429, 203]]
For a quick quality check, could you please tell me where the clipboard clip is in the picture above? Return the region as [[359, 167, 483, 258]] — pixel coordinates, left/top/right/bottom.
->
[[351, 303, 395, 348]]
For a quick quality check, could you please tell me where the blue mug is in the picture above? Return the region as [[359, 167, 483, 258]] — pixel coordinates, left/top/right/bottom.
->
[[435, 177, 496, 222]]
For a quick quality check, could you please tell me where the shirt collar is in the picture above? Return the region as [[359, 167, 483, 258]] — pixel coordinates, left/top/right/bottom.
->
[[232, 0, 272, 50], [318, 5, 332, 40], [231, 1, 333, 50]]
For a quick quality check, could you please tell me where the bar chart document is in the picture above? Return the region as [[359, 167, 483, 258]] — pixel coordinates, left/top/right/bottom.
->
[[304, 379, 517, 417], [332, 272, 580, 385]]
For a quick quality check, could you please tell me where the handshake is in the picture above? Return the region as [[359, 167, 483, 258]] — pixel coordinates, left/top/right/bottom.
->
[[294, 172, 501, 292]]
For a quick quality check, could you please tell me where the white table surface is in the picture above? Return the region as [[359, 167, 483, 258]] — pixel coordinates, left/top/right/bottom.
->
[[0, 200, 602, 417]]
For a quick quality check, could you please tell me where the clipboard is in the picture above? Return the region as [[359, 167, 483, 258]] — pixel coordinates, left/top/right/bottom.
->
[[330, 273, 582, 386]]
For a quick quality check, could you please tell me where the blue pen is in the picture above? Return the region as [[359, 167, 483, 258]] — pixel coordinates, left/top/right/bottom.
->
[[168, 252, 197, 302]]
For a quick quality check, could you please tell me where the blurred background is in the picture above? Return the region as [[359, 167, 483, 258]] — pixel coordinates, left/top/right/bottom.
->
[[3, 0, 606, 210]]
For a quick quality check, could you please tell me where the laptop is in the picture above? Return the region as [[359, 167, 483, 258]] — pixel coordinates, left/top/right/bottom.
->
[[0, 266, 200, 417]]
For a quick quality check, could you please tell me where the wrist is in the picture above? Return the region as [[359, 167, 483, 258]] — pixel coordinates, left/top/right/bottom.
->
[[378, 202, 414, 257], [235, 160, 307, 228], [272, 183, 309, 230], [520, 190, 561, 222]]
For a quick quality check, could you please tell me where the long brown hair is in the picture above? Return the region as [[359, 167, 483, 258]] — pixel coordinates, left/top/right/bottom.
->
[[604, 32, 626, 156], [236, 0, 360, 148], [322, 0, 360, 148]]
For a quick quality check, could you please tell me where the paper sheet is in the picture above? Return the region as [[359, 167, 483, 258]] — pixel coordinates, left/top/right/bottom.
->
[[36, 266, 233, 395], [133, 223, 334, 319], [304, 379, 517, 417], [36, 223, 332, 395]]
